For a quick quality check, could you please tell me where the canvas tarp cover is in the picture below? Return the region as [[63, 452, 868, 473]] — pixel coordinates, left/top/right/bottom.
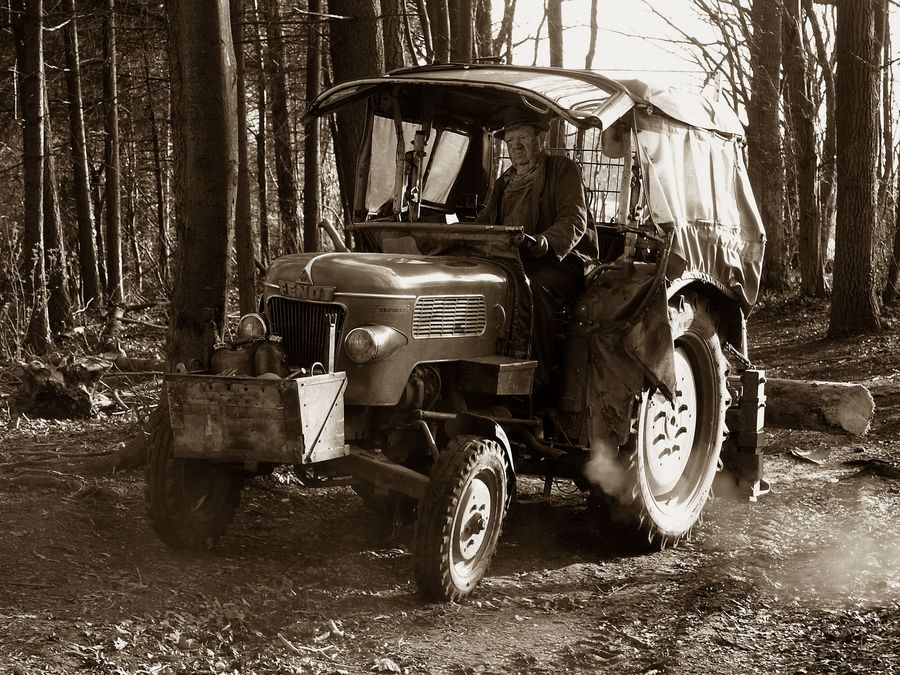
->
[[635, 109, 765, 311], [583, 260, 675, 446], [583, 110, 763, 446]]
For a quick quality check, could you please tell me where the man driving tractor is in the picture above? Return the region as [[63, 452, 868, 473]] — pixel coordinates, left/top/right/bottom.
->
[[477, 114, 597, 391]]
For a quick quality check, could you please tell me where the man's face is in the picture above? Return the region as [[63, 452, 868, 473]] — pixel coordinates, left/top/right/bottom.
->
[[504, 124, 544, 173]]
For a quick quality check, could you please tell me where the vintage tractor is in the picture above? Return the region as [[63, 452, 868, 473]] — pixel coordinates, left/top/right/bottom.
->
[[146, 64, 767, 601]]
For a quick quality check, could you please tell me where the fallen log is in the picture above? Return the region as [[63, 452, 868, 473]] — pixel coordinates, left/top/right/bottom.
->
[[756, 377, 874, 436]]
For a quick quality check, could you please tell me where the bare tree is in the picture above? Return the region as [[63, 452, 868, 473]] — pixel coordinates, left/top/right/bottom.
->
[[828, 0, 881, 334], [475, 0, 492, 60], [166, 0, 238, 369], [42, 94, 73, 334], [143, 46, 170, 287], [547, 0, 562, 67], [884, 164, 900, 305], [449, 0, 473, 62], [264, 0, 302, 254], [748, 0, 787, 291], [63, 0, 102, 306], [15, 0, 51, 352], [412, 0, 434, 62], [251, 0, 270, 266], [783, 0, 825, 296], [304, 0, 323, 253], [493, 0, 516, 64], [381, 0, 406, 70], [103, 0, 125, 343], [585, 0, 598, 69], [231, 0, 256, 314], [329, 0, 384, 221], [427, 0, 451, 62], [803, 0, 837, 275]]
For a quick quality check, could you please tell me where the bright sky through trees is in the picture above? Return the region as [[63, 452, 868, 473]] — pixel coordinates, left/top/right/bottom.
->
[[503, 1, 715, 89], [504, 1, 900, 94]]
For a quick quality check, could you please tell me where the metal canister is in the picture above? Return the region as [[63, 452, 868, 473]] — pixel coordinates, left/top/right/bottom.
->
[[254, 338, 287, 377], [210, 344, 255, 375]]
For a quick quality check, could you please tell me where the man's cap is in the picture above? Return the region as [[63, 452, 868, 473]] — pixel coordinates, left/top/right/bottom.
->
[[493, 113, 551, 139]]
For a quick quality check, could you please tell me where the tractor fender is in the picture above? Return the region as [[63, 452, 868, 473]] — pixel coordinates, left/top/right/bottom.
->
[[454, 412, 517, 503]]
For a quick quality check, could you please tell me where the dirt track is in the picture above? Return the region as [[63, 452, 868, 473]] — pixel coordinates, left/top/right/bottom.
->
[[1, 299, 899, 674]]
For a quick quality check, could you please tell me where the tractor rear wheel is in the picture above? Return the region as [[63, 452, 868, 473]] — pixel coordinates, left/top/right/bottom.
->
[[616, 293, 728, 546]]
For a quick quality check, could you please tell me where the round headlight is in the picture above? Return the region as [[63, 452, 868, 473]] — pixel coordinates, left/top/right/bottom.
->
[[345, 327, 378, 364], [236, 313, 267, 342]]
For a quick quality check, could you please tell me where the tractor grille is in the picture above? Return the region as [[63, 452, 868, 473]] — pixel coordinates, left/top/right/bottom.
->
[[413, 295, 486, 339], [267, 297, 345, 369]]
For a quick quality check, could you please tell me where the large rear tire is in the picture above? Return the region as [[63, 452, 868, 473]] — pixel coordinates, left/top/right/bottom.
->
[[145, 403, 243, 550], [414, 435, 507, 602], [619, 293, 728, 545]]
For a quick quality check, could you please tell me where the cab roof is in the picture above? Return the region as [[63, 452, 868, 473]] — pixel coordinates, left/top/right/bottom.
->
[[305, 63, 744, 137]]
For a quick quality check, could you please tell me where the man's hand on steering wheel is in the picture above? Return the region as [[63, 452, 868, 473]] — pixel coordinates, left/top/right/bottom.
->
[[526, 234, 549, 258]]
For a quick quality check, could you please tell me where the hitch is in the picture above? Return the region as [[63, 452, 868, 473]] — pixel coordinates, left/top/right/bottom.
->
[[718, 368, 769, 502]]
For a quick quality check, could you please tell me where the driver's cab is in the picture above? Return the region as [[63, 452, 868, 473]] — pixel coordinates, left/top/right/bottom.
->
[[316, 66, 645, 260]]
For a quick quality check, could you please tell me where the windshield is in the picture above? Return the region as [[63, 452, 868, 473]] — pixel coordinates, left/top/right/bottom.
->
[[365, 115, 470, 215]]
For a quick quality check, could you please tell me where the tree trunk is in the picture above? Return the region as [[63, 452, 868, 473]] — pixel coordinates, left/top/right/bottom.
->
[[783, 0, 824, 297], [828, 0, 881, 335], [803, 0, 836, 279], [16, 0, 51, 353], [304, 0, 323, 253], [89, 160, 107, 294], [166, 0, 238, 370], [143, 46, 170, 287], [412, 0, 434, 63], [547, 0, 562, 67], [251, 0, 269, 267], [427, 0, 451, 62], [474, 0, 492, 60], [63, 0, 102, 306], [42, 100, 73, 334], [883, 163, 900, 304], [264, 0, 301, 254], [492, 0, 516, 64], [380, 0, 405, 70], [748, 0, 787, 292], [585, 0, 598, 69], [329, 0, 384, 221], [449, 0, 473, 62], [876, 0, 893, 246], [231, 0, 256, 314], [103, 0, 124, 342]]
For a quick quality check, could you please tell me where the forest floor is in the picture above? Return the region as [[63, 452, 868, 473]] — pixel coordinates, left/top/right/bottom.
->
[[1, 297, 900, 674]]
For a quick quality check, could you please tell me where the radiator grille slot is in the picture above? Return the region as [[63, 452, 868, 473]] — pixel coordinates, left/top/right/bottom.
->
[[413, 295, 486, 339], [266, 297, 345, 369]]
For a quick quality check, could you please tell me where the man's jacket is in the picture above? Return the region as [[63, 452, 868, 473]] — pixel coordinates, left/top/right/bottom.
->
[[479, 154, 598, 262]]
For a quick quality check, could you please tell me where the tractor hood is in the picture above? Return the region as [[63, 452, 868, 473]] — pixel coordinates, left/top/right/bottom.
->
[[264, 252, 508, 299]]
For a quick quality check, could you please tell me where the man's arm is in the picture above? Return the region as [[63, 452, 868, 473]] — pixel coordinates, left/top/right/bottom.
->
[[540, 156, 587, 260]]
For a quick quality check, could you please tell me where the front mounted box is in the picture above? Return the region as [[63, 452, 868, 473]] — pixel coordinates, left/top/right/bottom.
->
[[166, 372, 348, 464]]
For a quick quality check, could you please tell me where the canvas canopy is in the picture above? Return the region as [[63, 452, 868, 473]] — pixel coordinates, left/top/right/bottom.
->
[[306, 64, 765, 310]]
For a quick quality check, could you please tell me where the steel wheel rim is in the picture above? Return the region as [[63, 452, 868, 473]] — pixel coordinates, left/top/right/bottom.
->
[[451, 472, 495, 574], [643, 346, 698, 495], [639, 335, 717, 518]]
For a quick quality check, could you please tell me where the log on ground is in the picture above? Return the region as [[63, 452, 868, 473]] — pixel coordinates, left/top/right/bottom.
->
[[759, 378, 874, 436]]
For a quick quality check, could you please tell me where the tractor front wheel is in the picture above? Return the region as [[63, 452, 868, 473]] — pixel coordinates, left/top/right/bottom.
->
[[414, 435, 507, 602]]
